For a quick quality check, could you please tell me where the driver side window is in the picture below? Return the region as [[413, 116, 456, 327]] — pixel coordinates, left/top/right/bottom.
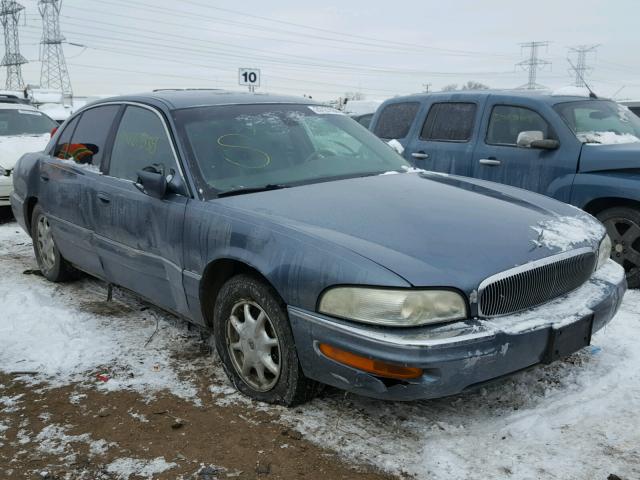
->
[[109, 106, 177, 182], [486, 105, 552, 146]]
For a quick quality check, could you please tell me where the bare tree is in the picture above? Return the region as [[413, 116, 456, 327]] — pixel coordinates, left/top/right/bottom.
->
[[441, 81, 490, 92], [461, 81, 490, 90]]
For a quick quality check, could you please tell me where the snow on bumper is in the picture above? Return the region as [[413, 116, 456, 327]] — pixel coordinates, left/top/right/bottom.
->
[[0, 174, 12, 206], [289, 260, 626, 401]]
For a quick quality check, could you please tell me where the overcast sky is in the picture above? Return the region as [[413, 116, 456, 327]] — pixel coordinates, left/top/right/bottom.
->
[[9, 0, 640, 101]]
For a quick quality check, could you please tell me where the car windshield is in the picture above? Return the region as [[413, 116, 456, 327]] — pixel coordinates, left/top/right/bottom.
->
[[0, 108, 57, 137], [554, 100, 640, 145], [172, 104, 409, 194]]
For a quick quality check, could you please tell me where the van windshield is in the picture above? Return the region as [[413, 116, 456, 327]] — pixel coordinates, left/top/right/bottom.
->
[[554, 100, 640, 145], [173, 104, 409, 195]]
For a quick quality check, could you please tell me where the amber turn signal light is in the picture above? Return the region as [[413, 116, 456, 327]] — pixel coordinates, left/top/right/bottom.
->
[[319, 343, 423, 380]]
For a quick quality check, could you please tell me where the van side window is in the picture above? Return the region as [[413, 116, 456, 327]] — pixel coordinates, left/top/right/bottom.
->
[[420, 102, 477, 142], [487, 105, 551, 146], [373, 102, 420, 139]]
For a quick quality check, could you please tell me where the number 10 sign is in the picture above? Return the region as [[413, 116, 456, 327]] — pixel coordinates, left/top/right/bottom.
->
[[238, 68, 261, 87]]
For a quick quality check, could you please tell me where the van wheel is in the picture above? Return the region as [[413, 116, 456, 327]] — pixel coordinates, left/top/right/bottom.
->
[[213, 274, 320, 406], [597, 207, 640, 288], [31, 205, 75, 282]]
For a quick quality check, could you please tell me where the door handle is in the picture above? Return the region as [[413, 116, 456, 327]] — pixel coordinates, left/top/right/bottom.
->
[[40, 174, 49, 182], [97, 192, 111, 204], [479, 158, 501, 166], [411, 152, 430, 160]]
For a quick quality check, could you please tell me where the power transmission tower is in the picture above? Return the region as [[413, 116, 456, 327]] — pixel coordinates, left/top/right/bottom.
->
[[39, 0, 72, 98], [516, 41, 551, 90], [568, 45, 599, 87], [0, 0, 28, 90]]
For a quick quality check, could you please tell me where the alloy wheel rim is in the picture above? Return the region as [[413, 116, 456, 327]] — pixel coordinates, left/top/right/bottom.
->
[[226, 300, 281, 392], [36, 216, 56, 273], [603, 216, 640, 275]]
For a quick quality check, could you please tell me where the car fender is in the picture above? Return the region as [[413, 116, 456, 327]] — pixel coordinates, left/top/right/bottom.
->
[[184, 202, 412, 320], [570, 170, 640, 209]]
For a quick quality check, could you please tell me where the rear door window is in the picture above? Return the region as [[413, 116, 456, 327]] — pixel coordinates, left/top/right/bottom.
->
[[486, 105, 551, 146], [373, 102, 420, 139], [53, 115, 80, 159], [65, 105, 120, 166], [420, 102, 477, 142], [109, 106, 177, 182]]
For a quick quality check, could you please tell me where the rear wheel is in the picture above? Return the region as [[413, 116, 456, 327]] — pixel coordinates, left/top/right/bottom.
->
[[213, 274, 320, 406], [31, 205, 75, 282], [597, 206, 640, 288]]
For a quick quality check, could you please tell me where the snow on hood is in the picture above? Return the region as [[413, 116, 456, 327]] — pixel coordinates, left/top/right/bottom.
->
[[0, 134, 50, 169], [530, 214, 605, 252], [577, 131, 640, 145]]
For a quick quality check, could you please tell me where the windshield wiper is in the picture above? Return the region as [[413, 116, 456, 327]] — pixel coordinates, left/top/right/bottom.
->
[[217, 184, 289, 198]]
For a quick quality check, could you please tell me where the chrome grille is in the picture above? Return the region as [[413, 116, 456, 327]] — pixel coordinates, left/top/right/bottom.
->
[[478, 249, 596, 317]]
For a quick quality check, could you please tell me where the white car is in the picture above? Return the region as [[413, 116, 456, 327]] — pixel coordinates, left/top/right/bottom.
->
[[0, 102, 57, 207]]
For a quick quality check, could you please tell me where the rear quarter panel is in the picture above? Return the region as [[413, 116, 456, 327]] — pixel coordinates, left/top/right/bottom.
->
[[10, 152, 44, 233]]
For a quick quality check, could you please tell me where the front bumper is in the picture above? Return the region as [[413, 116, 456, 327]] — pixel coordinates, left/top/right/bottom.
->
[[289, 260, 627, 401], [0, 175, 11, 206]]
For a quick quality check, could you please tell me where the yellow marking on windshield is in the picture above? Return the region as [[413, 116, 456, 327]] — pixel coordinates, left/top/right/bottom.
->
[[217, 134, 271, 169]]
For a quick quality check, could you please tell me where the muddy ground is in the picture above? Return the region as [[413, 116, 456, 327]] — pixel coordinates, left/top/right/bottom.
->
[[0, 372, 393, 479]]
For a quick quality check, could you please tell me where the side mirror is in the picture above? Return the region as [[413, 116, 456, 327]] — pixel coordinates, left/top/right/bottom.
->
[[517, 131, 560, 150], [516, 130, 544, 147], [136, 164, 167, 199], [530, 139, 560, 150], [387, 139, 405, 155]]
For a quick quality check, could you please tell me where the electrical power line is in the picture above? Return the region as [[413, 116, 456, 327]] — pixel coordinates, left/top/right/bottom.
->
[[568, 44, 599, 87], [517, 41, 551, 90], [0, 0, 28, 89], [39, 0, 72, 96]]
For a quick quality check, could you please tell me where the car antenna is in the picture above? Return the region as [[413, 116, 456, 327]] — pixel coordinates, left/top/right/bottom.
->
[[567, 59, 598, 99]]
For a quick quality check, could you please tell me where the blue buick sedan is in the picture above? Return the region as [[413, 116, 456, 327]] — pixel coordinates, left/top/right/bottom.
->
[[11, 90, 626, 405]]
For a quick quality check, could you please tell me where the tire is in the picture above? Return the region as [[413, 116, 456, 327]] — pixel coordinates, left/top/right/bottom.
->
[[213, 274, 320, 406], [597, 206, 640, 289], [31, 204, 75, 282]]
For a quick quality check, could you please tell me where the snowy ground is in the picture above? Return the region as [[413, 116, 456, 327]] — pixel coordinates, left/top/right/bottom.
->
[[1, 220, 639, 479]]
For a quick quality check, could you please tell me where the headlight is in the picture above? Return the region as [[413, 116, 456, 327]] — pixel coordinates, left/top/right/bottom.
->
[[0, 165, 7, 177], [318, 287, 467, 327], [596, 234, 612, 270]]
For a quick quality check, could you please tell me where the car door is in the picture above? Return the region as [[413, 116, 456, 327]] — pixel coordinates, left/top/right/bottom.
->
[[91, 104, 190, 315], [405, 100, 484, 176], [471, 100, 580, 202], [40, 105, 121, 277]]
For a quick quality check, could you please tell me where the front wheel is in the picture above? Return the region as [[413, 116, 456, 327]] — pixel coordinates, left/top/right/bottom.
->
[[31, 205, 75, 282], [597, 206, 640, 288], [213, 274, 320, 406]]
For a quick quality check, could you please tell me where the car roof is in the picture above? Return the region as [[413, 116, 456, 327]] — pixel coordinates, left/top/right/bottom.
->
[[0, 102, 38, 111], [381, 89, 611, 106], [89, 89, 318, 110]]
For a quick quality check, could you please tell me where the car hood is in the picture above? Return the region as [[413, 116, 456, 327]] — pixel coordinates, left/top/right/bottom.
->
[[0, 134, 50, 170], [579, 142, 640, 173], [217, 172, 604, 292]]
